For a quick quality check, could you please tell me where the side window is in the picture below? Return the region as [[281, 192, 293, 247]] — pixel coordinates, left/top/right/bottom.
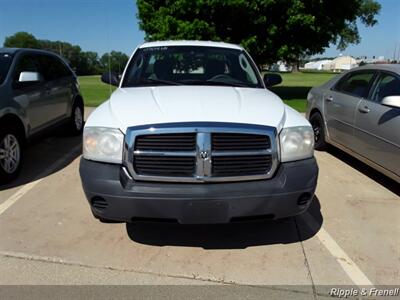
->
[[38, 55, 71, 81], [334, 71, 375, 98], [0, 53, 13, 85], [371, 73, 400, 103], [12, 54, 41, 89]]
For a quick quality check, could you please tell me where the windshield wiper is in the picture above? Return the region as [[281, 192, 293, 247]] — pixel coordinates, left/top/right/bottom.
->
[[140, 78, 182, 86]]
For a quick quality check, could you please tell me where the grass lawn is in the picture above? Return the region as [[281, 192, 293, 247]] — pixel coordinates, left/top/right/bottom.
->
[[79, 75, 116, 107], [270, 72, 337, 112], [79, 72, 337, 112], [269, 72, 336, 112]]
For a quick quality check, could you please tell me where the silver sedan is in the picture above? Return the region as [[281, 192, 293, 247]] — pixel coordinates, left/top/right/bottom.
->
[[306, 64, 400, 183]]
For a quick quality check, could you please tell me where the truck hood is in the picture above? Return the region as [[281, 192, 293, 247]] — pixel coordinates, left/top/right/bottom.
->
[[108, 86, 286, 131]]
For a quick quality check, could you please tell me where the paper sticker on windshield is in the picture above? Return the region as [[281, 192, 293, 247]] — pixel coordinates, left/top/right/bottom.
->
[[143, 46, 168, 52]]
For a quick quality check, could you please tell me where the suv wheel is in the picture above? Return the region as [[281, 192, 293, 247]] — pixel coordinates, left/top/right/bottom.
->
[[66, 101, 84, 136], [0, 128, 23, 183], [309, 112, 328, 151]]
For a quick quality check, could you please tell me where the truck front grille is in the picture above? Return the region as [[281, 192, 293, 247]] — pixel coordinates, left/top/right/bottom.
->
[[125, 123, 278, 183], [133, 156, 196, 177], [212, 133, 270, 151], [135, 133, 196, 151], [212, 155, 272, 176]]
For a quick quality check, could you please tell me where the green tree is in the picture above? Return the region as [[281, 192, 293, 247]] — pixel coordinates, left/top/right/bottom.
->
[[136, 0, 381, 65], [83, 51, 102, 74], [100, 51, 129, 74], [3, 32, 116, 75], [3, 32, 40, 49]]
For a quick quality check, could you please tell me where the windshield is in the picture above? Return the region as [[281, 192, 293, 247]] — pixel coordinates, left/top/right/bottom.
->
[[0, 53, 13, 85], [122, 46, 263, 88]]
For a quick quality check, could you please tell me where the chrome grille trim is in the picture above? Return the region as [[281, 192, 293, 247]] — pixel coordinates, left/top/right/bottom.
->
[[133, 150, 196, 157], [123, 122, 278, 183]]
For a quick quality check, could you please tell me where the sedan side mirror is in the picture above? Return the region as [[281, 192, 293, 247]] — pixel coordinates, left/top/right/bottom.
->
[[19, 71, 41, 82], [381, 96, 400, 109], [101, 71, 120, 87], [263, 73, 282, 87]]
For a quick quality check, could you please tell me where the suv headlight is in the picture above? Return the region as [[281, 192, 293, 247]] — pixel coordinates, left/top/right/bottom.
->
[[279, 126, 314, 162], [83, 127, 124, 163]]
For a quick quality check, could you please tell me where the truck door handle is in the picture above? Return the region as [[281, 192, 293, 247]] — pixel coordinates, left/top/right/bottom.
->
[[358, 106, 370, 113], [325, 96, 334, 102]]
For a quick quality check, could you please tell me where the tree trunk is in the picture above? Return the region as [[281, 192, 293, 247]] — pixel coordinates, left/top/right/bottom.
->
[[291, 61, 300, 72]]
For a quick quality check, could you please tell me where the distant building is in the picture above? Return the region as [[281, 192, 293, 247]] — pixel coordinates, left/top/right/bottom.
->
[[323, 56, 358, 71], [304, 60, 332, 70], [356, 56, 387, 64]]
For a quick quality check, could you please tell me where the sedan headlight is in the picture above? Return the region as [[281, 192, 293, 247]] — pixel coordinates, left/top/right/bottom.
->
[[279, 126, 314, 162], [83, 127, 124, 163]]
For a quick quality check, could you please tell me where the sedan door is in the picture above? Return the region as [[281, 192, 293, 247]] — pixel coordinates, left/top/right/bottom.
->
[[324, 70, 376, 151], [353, 72, 400, 178]]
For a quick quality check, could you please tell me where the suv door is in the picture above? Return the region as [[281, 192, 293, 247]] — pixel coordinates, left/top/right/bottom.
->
[[353, 72, 400, 178], [11, 54, 46, 132], [324, 70, 376, 150], [37, 54, 73, 122]]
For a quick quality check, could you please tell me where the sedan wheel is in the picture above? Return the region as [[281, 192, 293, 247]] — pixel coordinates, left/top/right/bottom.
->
[[311, 119, 321, 143], [309, 112, 328, 151], [0, 134, 21, 174]]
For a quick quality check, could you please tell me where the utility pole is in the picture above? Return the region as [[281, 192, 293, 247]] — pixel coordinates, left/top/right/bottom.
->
[[397, 42, 400, 61]]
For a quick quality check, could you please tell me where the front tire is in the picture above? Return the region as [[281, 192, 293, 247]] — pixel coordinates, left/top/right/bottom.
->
[[66, 101, 84, 136], [310, 112, 328, 151], [0, 127, 23, 184]]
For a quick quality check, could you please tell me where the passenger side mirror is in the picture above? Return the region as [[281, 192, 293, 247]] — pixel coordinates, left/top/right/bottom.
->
[[101, 71, 120, 87], [381, 96, 400, 109], [263, 73, 282, 87], [19, 71, 41, 82]]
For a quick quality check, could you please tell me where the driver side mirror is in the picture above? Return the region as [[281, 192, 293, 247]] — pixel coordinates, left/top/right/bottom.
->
[[19, 71, 41, 82], [381, 96, 400, 109], [263, 73, 282, 87], [101, 71, 120, 87]]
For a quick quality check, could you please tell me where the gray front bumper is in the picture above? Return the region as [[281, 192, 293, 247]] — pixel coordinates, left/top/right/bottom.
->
[[79, 158, 318, 224]]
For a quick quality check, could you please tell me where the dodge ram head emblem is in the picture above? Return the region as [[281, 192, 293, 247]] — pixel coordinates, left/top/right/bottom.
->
[[200, 151, 209, 160]]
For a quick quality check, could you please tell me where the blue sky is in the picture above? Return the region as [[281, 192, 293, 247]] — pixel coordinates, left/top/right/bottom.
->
[[0, 0, 399, 59]]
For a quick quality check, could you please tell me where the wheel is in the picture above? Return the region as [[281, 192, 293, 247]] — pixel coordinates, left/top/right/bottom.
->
[[309, 112, 328, 150], [66, 100, 84, 136], [0, 127, 23, 183]]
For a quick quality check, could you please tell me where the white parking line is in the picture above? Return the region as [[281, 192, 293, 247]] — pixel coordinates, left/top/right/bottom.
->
[[301, 212, 374, 287], [0, 145, 81, 216]]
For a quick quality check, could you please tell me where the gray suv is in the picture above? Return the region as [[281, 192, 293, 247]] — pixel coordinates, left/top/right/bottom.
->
[[0, 48, 84, 183]]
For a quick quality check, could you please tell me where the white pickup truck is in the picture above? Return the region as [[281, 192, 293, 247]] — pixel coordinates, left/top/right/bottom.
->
[[79, 41, 318, 224]]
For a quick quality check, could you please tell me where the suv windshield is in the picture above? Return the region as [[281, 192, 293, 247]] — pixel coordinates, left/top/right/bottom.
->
[[0, 53, 13, 85], [122, 46, 263, 88]]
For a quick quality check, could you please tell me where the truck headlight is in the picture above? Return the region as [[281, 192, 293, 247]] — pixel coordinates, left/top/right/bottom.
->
[[83, 127, 124, 163], [279, 126, 314, 162]]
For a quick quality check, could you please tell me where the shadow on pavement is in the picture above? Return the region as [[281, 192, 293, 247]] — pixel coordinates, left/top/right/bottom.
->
[[0, 129, 82, 192], [126, 196, 322, 249], [326, 146, 400, 196]]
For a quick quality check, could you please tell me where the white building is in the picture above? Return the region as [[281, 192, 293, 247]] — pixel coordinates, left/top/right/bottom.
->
[[304, 60, 332, 70], [323, 56, 358, 71]]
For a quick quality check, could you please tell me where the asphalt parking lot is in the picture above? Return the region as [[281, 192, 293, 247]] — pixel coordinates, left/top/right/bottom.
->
[[0, 108, 399, 298]]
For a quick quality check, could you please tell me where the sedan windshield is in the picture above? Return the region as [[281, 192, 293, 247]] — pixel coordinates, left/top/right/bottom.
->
[[122, 46, 263, 88], [0, 53, 13, 85]]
